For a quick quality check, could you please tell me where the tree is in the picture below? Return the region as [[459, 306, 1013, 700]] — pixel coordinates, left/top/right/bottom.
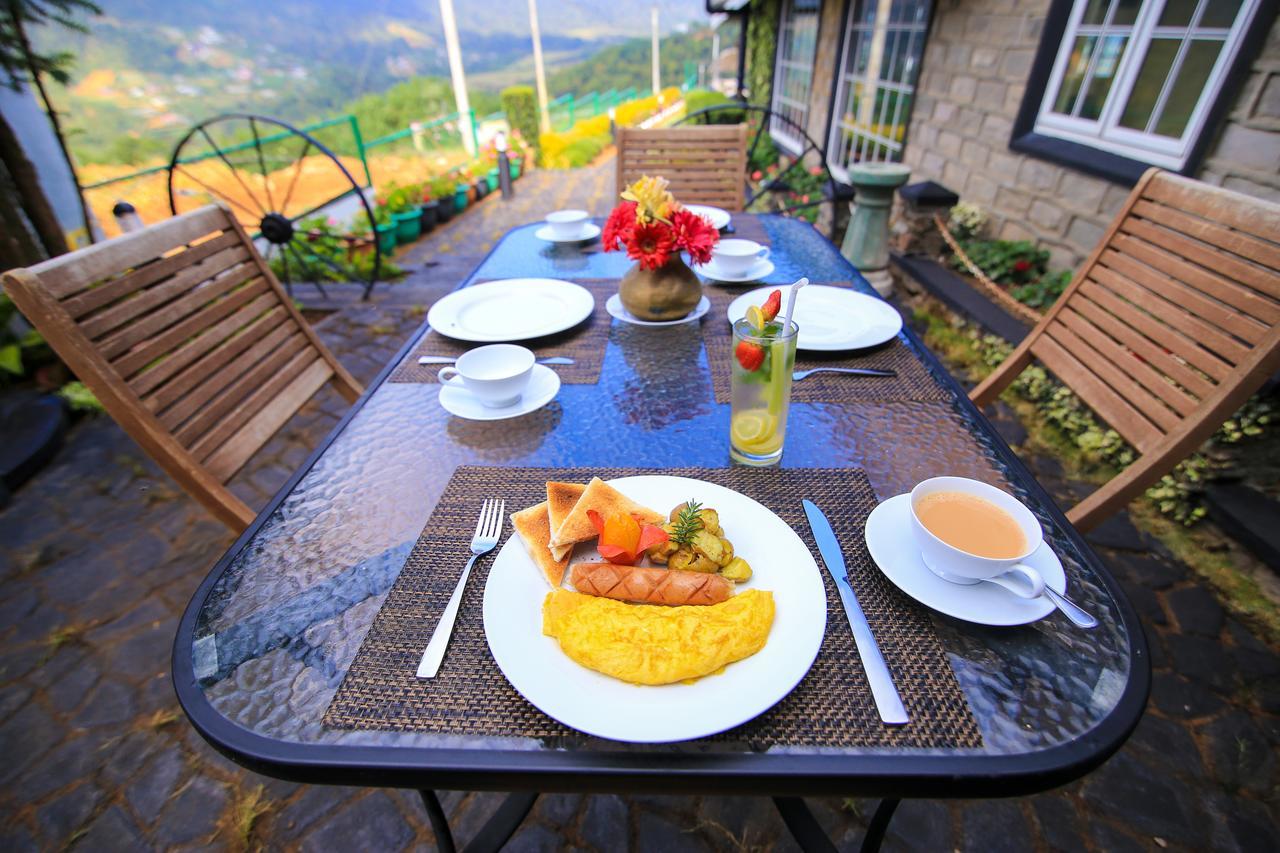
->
[[2, 0, 102, 249]]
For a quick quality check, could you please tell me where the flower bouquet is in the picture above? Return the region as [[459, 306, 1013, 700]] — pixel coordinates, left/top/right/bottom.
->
[[603, 176, 720, 321]]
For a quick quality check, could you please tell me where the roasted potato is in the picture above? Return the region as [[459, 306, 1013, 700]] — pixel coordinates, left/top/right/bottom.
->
[[646, 523, 680, 564], [720, 557, 753, 582], [669, 549, 718, 573]]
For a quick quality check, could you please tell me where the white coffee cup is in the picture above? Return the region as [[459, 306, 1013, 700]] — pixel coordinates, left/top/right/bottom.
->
[[546, 209, 589, 239], [437, 344, 535, 408], [712, 238, 770, 276], [909, 477, 1046, 592]]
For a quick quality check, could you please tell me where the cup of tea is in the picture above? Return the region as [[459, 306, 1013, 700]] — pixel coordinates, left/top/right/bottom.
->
[[545, 209, 589, 239], [712, 239, 770, 276], [908, 477, 1044, 584], [437, 344, 535, 408]]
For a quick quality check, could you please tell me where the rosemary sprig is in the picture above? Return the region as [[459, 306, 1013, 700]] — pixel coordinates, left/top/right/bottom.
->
[[671, 499, 704, 546]]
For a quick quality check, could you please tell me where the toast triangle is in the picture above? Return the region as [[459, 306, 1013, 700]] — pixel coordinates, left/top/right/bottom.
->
[[511, 501, 570, 587], [549, 477, 664, 552], [546, 481, 587, 561]]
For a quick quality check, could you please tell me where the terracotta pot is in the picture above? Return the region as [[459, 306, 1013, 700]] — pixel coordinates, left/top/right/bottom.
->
[[619, 256, 702, 321]]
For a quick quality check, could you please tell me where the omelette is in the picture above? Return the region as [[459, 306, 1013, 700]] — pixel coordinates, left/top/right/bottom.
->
[[542, 588, 775, 685]]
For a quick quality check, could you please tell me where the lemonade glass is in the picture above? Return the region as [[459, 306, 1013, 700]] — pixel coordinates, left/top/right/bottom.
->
[[729, 317, 798, 466]]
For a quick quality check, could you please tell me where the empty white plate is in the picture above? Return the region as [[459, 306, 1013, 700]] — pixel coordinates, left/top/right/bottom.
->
[[605, 293, 710, 326], [684, 204, 732, 231], [726, 284, 903, 351], [428, 279, 595, 343], [438, 364, 560, 421], [535, 223, 602, 243]]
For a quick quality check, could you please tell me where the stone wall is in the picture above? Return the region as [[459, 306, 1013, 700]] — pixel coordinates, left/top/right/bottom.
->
[[900, 0, 1280, 269]]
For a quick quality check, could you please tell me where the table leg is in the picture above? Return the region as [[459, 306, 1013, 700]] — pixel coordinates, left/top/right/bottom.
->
[[418, 790, 540, 853], [772, 796, 901, 853]]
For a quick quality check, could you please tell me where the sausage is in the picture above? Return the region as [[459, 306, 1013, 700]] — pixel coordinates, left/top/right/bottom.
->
[[569, 562, 733, 606]]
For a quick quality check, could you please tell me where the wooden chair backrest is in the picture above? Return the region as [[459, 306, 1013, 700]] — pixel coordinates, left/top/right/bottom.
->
[[1026, 169, 1280, 456], [616, 125, 749, 211], [2, 205, 360, 529]]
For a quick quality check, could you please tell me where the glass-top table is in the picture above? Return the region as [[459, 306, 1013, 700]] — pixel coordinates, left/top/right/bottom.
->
[[174, 215, 1148, 824]]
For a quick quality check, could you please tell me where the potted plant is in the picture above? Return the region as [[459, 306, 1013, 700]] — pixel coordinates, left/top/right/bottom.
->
[[486, 166, 500, 193], [432, 177, 454, 223], [474, 174, 488, 199], [373, 203, 397, 255], [602, 175, 720, 321], [385, 183, 422, 245], [419, 185, 440, 233]]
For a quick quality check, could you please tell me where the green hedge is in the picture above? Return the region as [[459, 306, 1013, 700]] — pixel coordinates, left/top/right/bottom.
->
[[683, 89, 744, 124], [747, 0, 781, 107], [501, 85, 542, 165]]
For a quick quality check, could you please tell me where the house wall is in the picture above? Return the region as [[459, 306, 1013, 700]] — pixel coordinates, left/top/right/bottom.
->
[[901, 0, 1280, 268]]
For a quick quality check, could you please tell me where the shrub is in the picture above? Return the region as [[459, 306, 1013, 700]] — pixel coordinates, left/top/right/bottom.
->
[[684, 89, 744, 124], [501, 86, 541, 165]]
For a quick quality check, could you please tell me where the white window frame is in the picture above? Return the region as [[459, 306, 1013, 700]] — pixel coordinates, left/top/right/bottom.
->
[[770, 0, 820, 155], [1034, 0, 1260, 170]]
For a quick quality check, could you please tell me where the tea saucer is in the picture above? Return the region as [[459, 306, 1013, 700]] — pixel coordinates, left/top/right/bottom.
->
[[698, 257, 775, 283], [864, 494, 1065, 626], [605, 293, 711, 326], [438, 364, 561, 421], [535, 223, 601, 244]]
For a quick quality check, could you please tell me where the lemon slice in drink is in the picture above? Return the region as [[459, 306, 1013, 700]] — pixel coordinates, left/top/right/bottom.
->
[[732, 410, 781, 454], [745, 305, 765, 333]]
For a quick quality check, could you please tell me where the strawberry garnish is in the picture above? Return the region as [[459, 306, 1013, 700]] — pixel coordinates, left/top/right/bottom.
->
[[761, 289, 782, 322], [735, 340, 765, 371]]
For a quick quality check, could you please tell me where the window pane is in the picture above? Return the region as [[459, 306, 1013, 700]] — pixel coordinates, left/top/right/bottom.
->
[[1119, 38, 1180, 130], [1200, 0, 1244, 27], [1154, 39, 1224, 137], [1158, 0, 1198, 26], [1053, 36, 1097, 114], [1082, 0, 1109, 25], [1079, 35, 1129, 120], [1112, 0, 1142, 26]]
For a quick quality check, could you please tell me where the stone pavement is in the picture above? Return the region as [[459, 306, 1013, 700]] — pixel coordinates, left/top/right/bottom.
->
[[1, 155, 1277, 851]]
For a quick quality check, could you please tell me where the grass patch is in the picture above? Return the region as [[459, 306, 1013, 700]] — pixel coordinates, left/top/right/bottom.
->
[[223, 784, 272, 849]]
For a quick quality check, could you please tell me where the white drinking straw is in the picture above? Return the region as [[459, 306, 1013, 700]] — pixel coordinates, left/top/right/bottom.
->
[[781, 276, 808, 332]]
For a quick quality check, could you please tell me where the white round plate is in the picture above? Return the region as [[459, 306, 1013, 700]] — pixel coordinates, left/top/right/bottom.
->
[[438, 364, 560, 421], [535, 223, 602, 243], [727, 284, 903, 351], [864, 494, 1065, 626], [483, 475, 828, 743], [684, 204, 732, 231], [428, 279, 595, 343], [605, 293, 710, 327], [699, 257, 775, 284]]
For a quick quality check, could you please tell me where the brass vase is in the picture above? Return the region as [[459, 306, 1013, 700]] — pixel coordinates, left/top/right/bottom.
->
[[618, 256, 702, 321]]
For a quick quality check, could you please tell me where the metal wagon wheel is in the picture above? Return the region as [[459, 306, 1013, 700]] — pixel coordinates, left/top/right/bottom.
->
[[167, 114, 382, 300], [676, 104, 847, 233]]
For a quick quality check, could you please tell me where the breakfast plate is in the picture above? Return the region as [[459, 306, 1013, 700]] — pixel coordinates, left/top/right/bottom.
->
[[438, 364, 560, 421], [684, 204, 732, 231], [534, 223, 602, 243], [428, 279, 595, 343], [698, 257, 776, 284], [864, 494, 1064, 626], [483, 475, 828, 742], [605, 294, 711, 326], [727, 284, 903, 351]]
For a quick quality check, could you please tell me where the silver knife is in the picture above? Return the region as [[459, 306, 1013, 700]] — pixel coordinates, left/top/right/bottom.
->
[[802, 499, 909, 725], [417, 355, 575, 365]]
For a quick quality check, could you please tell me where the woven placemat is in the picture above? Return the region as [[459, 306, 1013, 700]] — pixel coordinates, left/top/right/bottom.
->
[[388, 279, 615, 384], [324, 466, 982, 750], [700, 281, 954, 404]]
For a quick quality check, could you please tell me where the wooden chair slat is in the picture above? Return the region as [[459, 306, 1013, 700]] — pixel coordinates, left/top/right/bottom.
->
[[79, 246, 252, 341], [128, 296, 282, 396], [1131, 198, 1280, 271], [111, 280, 271, 378], [617, 125, 748, 211], [188, 348, 322, 464], [61, 231, 243, 319], [148, 313, 292, 416], [203, 359, 333, 482], [1031, 334, 1164, 452], [1121, 217, 1279, 298], [1054, 308, 1198, 418], [1070, 294, 1216, 398], [1143, 172, 1280, 243], [1099, 248, 1271, 344], [30, 206, 231, 299], [169, 332, 309, 441]]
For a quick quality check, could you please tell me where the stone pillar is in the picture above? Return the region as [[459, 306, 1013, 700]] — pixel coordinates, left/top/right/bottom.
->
[[841, 163, 912, 296]]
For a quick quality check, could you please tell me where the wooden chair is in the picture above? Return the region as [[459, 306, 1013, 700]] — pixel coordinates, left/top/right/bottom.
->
[[971, 169, 1280, 532], [615, 125, 749, 210], [2, 204, 362, 531]]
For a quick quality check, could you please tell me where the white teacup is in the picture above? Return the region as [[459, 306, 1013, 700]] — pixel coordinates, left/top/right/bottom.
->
[[909, 477, 1045, 590], [437, 344, 535, 408], [546, 209, 589, 239], [712, 238, 770, 276]]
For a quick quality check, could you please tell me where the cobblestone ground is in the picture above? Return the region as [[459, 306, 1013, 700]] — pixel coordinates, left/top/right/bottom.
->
[[1, 157, 1277, 851]]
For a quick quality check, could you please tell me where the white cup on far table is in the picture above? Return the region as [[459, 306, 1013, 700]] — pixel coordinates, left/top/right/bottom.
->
[[712, 238, 770, 276], [545, 209, 589, 239], [437, 344, 535, 408]]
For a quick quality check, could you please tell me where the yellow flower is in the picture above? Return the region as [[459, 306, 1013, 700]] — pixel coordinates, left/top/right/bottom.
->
[[622, 175, 674, 223]]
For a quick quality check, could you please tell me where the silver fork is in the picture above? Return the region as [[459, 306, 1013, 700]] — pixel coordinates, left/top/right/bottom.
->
[[792, 366, 897, 381], [416, 498, 505, 678]]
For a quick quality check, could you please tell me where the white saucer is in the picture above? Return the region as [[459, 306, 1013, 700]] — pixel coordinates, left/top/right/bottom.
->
[[684, 204, 731, 231], [535, 223, 601, 243], [698, 257, 775, 283], [605, 293, 711, 326], [438, 364, 560, 421], [864, 494, 1065, 626]]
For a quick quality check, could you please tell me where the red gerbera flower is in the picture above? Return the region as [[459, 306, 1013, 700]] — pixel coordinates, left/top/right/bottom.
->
[[670, 207, 719, 265], [626, 221, 677, 270], [602, 201, 638, 252], [1013, 259, 1033, 273]]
